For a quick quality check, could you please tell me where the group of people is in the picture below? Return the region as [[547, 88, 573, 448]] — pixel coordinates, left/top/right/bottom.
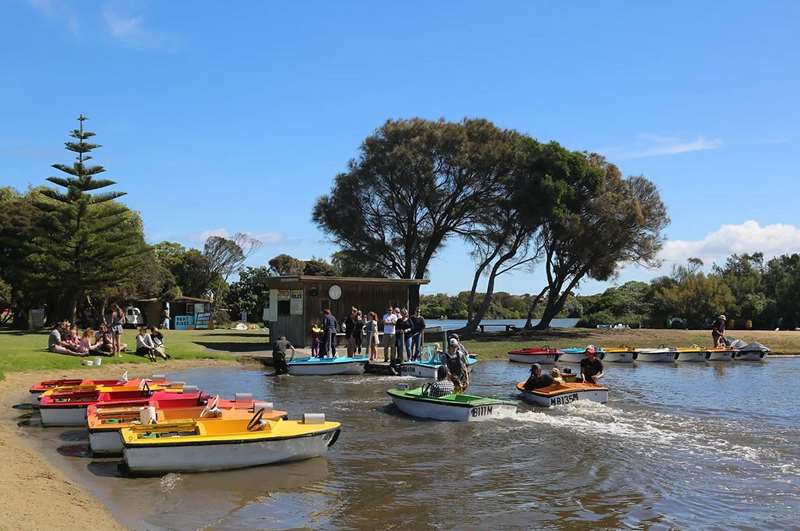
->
[[522, 345, 604, 391], [47, 315, 169, 362], [308, 305, 427, 366], [48, 321, 126, 357]]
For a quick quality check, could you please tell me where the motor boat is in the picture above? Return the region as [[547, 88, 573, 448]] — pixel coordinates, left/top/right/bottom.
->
[[120, 411, 340, 474], [400, 354, 478, 378], [706, 347, 735, 361], [673, 346, 708, 362], [601, 347, 636, 363], [558, 347, 601, 363], [634, 348, 677, 363], [731, 341, 769, 361], [516, 381, 608, 407], [507, 348, 561, 364], [29, 372, 168, 396], [287, 356, 368, 375], [387, 385, 517, 421], [87, 393, 287, 456]]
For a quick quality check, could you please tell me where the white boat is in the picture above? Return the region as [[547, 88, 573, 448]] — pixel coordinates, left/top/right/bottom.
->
[[121, 414, 341, 474], [732, 342, 769, 361], [400, 355, 478, 378], [706, 348, 734, 361], [634, 348, 677, 363], [602, 349, 635, 363], [507, 348, 561, 365], [387, 387, 517, 422], [516, 382, 608, 407], [557, 348, 595, 364], [288, 356, 368, 376], [674, 347, 708, 362]]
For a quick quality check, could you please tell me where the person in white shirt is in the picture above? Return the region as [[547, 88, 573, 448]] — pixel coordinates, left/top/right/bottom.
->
[[382, 306, 397, 363], [135, 327, 157, 362]]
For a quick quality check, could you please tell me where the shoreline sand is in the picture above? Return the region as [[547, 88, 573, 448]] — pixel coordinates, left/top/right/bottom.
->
[[0, 359, 240, 531]]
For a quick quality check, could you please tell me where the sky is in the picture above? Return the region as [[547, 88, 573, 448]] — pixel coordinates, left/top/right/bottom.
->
[[2, 1, 799, 296]]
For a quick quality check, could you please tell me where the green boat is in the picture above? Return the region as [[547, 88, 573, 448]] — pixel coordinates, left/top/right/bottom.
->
[[387, 386, 517, 422]]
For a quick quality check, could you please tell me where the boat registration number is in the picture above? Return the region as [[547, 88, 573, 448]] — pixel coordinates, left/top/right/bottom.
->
[[471, 406, 494, 417], [550, 393, 579, 406]]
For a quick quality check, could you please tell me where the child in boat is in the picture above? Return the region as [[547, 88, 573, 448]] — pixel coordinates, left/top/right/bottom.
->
[[523, 363, 555, 390], [551, 367, 565, 385], [310, 322, 322, 357], [423, 365, 455, 398]]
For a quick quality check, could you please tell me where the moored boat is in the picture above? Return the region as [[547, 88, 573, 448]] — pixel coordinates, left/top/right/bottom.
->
[[29, 373, 168, 395], [601, 347, 635, 363], [732, 342, 769, 361], [120, 411, 341, 474], [516, 381, 609, 407], [400, 354, 478, 378], [39, 386, 197, 427], [634, 348, 677, 363], [507, 348, 561, 365], [287, 356, 368, 375], [674, 346, 708, 362], [558, 348, 597, 363], [706, 347, 735, 361], [88, 394, 287, 456], [387, 386, 517, 421]]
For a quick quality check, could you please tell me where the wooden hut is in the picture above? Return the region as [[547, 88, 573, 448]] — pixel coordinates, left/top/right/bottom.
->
[[262, 275, 429, 347]]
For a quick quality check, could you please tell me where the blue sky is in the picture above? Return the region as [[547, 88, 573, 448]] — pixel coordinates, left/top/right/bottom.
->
[[2, 1, 799, 295]]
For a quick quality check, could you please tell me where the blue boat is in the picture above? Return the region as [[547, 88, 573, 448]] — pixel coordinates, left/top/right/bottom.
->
[[287, 356, 368, 376], [400, 349, 478, 378], [559, 347, 606, 363]]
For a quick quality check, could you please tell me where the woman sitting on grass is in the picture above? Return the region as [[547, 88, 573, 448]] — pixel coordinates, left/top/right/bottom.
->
[[148, 326, 170, 360], [48, 321, 84, 356], [135, 327, 158, 362]]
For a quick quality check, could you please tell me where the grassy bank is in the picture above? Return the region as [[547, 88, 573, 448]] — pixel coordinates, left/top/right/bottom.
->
[[0, 328, 270, 375], [462, 328, 800, 360]]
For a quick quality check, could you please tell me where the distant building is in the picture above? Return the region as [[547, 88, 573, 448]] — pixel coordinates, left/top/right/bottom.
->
[[132, 296, 213, 330], [262, 275, 429, 347]]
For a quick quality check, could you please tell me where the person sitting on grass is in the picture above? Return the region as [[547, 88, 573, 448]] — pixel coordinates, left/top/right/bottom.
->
[[149, 326, 170, 360], [78, 328, 104, 355], [523, 363, 555, 391], [422, 365, 455, 398], [135, 326, 157, 362], [94, 324, 115, 356], [48, 321, 83, 356]]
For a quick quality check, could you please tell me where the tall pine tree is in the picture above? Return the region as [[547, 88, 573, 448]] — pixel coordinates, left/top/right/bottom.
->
[[30, 115, 146, 322]]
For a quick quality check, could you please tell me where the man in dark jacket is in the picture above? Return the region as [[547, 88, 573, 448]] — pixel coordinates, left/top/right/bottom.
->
[[712, 314, 726, 348], [523, 363, 554, 391], [272, 336, 294, 375], [321, 309, 338, 357], [409, 310, 426, 361]]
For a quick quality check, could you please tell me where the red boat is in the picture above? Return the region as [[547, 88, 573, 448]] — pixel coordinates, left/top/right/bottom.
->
[[507, 347, 561, 364], [38, 386, 199, 427], [29, 373, 169, 395]]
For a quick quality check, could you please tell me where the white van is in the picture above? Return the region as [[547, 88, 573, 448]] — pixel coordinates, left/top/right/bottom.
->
[[125, 306, 144, 328]]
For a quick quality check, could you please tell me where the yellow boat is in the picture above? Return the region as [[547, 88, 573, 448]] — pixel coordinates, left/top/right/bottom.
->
[[673, 345, 708, 362], [120, 410, 341, 474]]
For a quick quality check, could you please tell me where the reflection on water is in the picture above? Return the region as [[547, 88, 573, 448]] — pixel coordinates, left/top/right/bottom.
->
[[14, 359, 800, 530]]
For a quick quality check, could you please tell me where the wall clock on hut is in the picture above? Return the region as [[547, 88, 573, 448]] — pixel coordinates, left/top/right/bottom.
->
[[328, 285, 342, 301]]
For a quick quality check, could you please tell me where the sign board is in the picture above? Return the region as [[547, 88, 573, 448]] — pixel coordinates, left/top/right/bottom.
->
[[175, 315, 194, 330], [195, 312, 211, 329], [290, 290, 303, 315]]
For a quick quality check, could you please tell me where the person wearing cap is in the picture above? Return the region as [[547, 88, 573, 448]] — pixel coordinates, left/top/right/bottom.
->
[[523, 363, 555, 391], [442, 337, 470, 392], [712, 314, 727, 348], [580, 345, 604, 384]]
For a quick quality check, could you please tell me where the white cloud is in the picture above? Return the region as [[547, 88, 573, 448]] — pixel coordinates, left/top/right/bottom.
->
[[660, 221, 800, 265], [195, 228, 285, 245], [27, 0, 80, 35], [606, 134, 722, 160], [101, 3, 177, 50]]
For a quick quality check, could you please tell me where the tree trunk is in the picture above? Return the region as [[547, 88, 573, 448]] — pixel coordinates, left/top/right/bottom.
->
[[524, 286, 549, 329], [533, 269, 586, 330]]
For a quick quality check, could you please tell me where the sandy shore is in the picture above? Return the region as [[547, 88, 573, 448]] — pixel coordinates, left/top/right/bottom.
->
[[0, 359, 239, 531]]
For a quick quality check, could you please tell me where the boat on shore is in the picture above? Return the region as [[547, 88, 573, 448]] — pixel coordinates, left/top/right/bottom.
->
[[39, 386, 196, 427], [558, 348, 601, 363], [507, 348, 561, 365], [400, 354, 478, 378], [732, 342, 769, 361], [706, 347, 735, 361], [387, 386, 517, 421], [287, 356, 368, 375], [29, 373, 169, 395], [120, 411, 340, 474], [601, 347, 636, 363], [634, 348, 677, 363], [516, 381, 609, 407], [88, 394, 287, 456], [674, 346, 708, 362]]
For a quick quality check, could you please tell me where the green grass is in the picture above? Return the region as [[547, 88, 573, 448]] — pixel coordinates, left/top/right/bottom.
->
[[462, 327, 800, 360], [0, 328, 270, 374]]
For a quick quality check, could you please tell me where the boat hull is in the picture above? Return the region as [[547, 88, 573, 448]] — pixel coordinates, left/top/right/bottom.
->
[[602, 351, 634, 363], [507, 353, 560, 365], [675, 351, 708, 362], [557, 352, 585, 364], [734, 351, 768, 361], [288, 358, 367, 375], [39, 405, 87, 427], [399, 356, 477, 378], [706, 350, 734, 361], [517, 383, 608, 407], [635, 351, 677, 363], [390, 394, 517, 422], [122, 430, 339, 474], [89, 431, 124, 455]]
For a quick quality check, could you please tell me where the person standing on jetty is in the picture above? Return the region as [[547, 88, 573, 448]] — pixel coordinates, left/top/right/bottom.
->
[[320, 309, 338, 357], [712, 314, 727, 347], [382, 306, 397, 363]]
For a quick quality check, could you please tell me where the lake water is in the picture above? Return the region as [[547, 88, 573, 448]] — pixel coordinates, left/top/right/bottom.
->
[[426, 318, 579, 330], [15, 358, 800, 529]]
